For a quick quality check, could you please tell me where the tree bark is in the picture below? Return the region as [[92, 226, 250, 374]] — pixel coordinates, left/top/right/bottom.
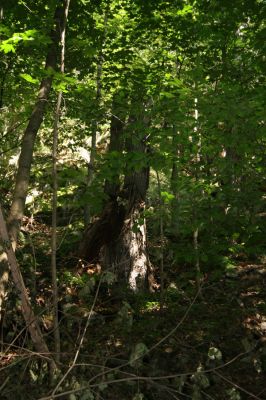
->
[[0, 0, 68, 319], [79, 97, 151, 291], [102, 189, 149, 291], [106, 128, 150, 291], [79, 106, 125, 263]]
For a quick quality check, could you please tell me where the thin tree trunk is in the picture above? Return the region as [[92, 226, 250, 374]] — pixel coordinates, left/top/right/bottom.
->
[[193, 95, 202, 292], [84, 62, 102, 225], [170, 125, 181, 236], [51, 0, 70, 364], [0, 205, 56, 370], [0, 1, 68, 319], [155, 170, 164, 310]]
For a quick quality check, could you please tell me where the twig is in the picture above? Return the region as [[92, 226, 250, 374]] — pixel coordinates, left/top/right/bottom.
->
[[213, 371, 263, 400]]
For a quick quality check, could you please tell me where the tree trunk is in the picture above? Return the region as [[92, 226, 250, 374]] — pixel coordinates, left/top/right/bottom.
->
[[0, 205, 56, 370], [79, 168, 150, 291], [51, 0, 70, 364], [84, 12, 107, 225], [79, 98, 151, 291], [0, 0, 68, 319], [102, 128, 150, 290]]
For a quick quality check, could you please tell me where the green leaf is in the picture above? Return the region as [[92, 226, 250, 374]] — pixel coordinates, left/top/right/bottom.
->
[[161, 191, 175, 203], [208, 347, 222, 361], [177, 4, 193, 16], [0, 42, 15, 53], [20, 73, 38, 84], [129, 343, 148, 368]]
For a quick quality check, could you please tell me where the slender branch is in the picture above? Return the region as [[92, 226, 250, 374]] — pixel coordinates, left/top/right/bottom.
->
[[0, 204, 56, 371], [51, 0, 71, 366]]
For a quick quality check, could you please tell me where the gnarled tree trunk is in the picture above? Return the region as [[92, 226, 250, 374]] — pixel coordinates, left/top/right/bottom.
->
[[102, 174, 149, 291], [79, 96, 151, 291]]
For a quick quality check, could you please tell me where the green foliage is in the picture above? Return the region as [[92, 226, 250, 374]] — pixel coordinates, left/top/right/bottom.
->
[[0, 29, 50, 53], [1, 0, 266, 398]]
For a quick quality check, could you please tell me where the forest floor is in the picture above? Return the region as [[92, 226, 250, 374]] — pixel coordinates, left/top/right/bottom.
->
[[0, 220, 266, 400]]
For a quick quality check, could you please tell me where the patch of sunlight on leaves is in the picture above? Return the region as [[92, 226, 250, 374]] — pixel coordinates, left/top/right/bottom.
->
[[20, 73, 38, 84], [208, 347, 222, 361], [161, 191, 175, 203], [0, 29, 48, 53], [0, 42, 15, 53], [63, 271, 86, 286], [222, 257, 238, 277], [177, 4, 193, 16], [143, 301, 160, 311]]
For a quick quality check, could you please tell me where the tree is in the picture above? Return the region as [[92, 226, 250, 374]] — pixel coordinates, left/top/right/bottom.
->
[[0, 0, 69, 318], [79, 88, 151, 290]]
